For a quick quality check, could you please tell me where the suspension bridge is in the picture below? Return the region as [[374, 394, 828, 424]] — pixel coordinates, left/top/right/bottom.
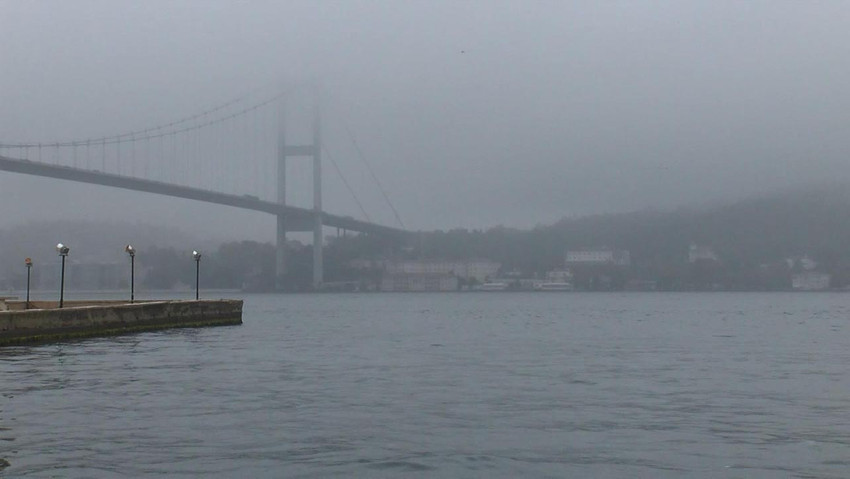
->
[[0, 86, 412, 289]]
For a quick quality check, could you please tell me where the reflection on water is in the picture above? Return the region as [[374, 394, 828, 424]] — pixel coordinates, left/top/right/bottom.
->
[[2, 292, 850, 478]]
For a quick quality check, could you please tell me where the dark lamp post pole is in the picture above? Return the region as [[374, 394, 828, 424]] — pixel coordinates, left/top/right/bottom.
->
[[192, 250, 201, 300], [125, 245, 136, 303], [24, 258, 32, 309], [56, 243, 69, 308]]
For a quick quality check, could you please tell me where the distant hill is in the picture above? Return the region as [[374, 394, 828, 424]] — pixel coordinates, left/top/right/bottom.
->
[[416, 182, 850, 289], [546, 182, 850, 267]]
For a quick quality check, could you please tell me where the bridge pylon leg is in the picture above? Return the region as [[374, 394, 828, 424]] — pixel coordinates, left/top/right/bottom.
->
[[312, 94, 323, 289], [275, 213, 286, 290], [277, 87, 323, 291], [276, 98, 288, 291]]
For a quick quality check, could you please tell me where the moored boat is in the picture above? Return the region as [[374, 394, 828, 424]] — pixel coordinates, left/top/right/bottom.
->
[[535, 282, 573, 291]]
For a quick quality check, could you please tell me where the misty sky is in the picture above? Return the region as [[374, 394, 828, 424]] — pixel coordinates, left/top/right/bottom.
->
[[2, 1, 850, 244]]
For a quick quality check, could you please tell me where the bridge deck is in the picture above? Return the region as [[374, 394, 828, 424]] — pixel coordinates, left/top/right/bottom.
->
[[0, 155, 409, 238]]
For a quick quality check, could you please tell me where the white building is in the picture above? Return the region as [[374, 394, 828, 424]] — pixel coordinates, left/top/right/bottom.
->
[[381, 273, 458, 292], [792, 272, 831, 291], [565, 249, 630, 266], [688, 244, 719, 263], [545, 270, 573, 282]]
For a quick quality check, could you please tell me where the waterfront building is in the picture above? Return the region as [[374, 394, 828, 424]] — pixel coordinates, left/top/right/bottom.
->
[[688, 244, 719, 263], [545, 270, 573, 283], [791, 272, 831, 291], [381, 273, 458, 292], [565, 249, 631, 266]]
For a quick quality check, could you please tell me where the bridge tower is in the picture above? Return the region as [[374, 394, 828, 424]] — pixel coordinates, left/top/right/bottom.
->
[[276, 93, 323, 290]]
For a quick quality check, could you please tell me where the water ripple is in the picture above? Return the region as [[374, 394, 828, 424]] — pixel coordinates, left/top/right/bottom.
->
[[2, 292, 850, 477]]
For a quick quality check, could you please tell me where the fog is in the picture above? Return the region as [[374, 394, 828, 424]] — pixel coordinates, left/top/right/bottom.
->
[[2, 1, 850, 242]]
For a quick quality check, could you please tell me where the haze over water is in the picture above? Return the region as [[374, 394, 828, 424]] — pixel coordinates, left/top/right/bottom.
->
[[2, 292, 849, 477]]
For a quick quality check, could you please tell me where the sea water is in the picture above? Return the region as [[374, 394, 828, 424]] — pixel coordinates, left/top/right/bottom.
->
[[2, 292, 849, 477]]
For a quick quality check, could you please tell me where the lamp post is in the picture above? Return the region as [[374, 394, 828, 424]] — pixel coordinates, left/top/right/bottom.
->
[[192, 250, 201, 300], [125, 245, 136, 303], [56, 243, 69, 308], [24, 257, 32, 309]]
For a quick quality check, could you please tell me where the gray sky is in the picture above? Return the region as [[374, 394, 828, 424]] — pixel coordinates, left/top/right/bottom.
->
[[2, 1, 850, 243]]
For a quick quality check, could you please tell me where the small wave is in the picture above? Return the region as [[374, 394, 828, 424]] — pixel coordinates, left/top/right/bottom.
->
[[365, 460, 435, 471]]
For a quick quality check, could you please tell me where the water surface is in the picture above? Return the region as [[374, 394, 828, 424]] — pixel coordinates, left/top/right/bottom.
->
[[2, 293, 849, 477]]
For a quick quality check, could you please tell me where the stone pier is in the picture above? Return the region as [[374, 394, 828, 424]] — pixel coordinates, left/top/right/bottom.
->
[[0, 299, 242, 346]]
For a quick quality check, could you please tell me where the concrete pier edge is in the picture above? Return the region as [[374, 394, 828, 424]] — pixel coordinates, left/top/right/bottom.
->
[[0, 299, 243, 346]]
